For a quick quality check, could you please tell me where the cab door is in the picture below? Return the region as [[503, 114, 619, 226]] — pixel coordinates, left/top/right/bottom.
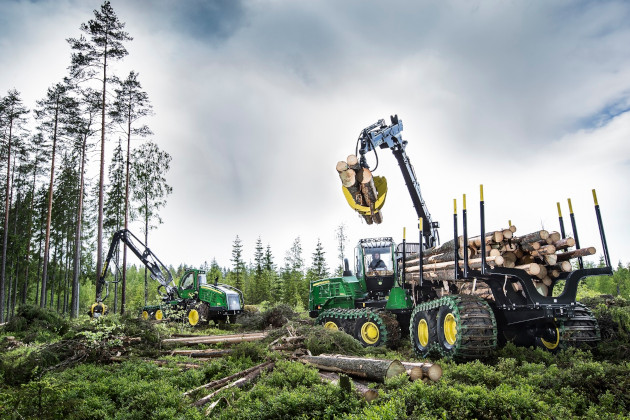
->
[[178, 271, 196, 299]]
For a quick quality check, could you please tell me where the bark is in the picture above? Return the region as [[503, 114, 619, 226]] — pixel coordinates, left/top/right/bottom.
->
[[514, 263, 541, 276], [556, 247, 596, 262], [406, 255, 504, 272], [192, 362, 274, 407], [530, 245, 556, 257], [71, 134, 88, 318], [162, 332, 267, 346], [183, 360, 273, 398], [301, 354, 406, 382], [546, 231, 561, 245], [0, 117, 13, 323], [458, 231, 503, 248], [40, 101, 60, 308], [318, 371, 379, 401], [515, 230, 549, 244]]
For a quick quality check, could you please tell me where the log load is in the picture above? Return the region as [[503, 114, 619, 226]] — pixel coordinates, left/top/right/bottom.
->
[[401, 220, 596, 300], [336, 156, 383, 224], [301, 354, 406, 382]]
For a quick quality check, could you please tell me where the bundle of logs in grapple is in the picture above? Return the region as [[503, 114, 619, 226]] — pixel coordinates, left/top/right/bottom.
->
[[404, 226, 596, 297], [336, 155, 383, 225]]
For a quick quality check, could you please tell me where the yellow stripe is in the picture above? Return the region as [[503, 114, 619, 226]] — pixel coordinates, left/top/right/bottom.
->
[[313, 280, 330, 287], [463, 194, 467, 210], [480, 184, 484, 202], [508, 219, 512, 227], [403, 227, 406, 240], [592, 189, 598, 206], [567, 198, 574, 214], [556, 202, 562, 218], [418, 217, 423, 233], [453, 198, 457, 215]]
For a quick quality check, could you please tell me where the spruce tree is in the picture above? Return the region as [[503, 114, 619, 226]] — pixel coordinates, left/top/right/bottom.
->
[[110, 70, 152, 314], [230, 235, 245, 295], [130, 141, 172, 304]]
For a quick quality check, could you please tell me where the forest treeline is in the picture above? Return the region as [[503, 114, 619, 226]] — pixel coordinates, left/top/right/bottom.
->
[[0, 2, 172, 322], [0, 1, 351, 321], [2, 1, 628, 322]]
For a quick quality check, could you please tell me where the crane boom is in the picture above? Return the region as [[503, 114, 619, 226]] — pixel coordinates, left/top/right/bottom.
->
[[96, 229, 177, 303], [357, 115, 439, 248]]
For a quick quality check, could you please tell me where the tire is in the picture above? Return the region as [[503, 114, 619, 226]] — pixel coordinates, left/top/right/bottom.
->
[[354, 317, 385, 347], [410, 308, 437, 357], [436, 304, 460, 357], [141, 310, 151, 320]]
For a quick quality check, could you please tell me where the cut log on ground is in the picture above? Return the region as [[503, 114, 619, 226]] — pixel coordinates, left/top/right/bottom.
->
[[167, 349, 233, 358], [319, 371, 379, 402], [162, 332, 267, 346], [301, 354, 406, 383], [191, 361, 275, 407], [400, 361, 443, 382]]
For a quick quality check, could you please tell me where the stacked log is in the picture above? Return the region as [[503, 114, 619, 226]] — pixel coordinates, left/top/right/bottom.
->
[[336, 155, 383, 224], [404, 224, 596, 298]]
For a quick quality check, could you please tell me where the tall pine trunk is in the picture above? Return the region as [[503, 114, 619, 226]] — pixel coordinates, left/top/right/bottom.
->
[[22, 158, 39, 304], [0, 118, 13, 323], [71, 134, 87, 318], [40, 103, 59, 308], [121, 116, 131, 315], [95, 40, 108, 304]]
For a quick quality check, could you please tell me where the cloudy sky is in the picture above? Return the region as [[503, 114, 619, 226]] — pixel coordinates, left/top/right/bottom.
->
[[1, 0, 629, 272]]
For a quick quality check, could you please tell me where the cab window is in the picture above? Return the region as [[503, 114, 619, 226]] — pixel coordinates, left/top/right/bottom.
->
[[198, 274, 206, 286], [181, 273, 195, 290]]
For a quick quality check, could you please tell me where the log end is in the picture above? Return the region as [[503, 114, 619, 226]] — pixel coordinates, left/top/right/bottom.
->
[[386, 360, 407, 379]]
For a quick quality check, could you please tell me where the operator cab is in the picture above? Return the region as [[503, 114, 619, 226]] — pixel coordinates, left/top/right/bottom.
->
[[356, 238, 396, 299]]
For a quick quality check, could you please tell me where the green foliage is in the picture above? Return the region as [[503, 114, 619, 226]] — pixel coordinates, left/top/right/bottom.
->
[[214, 360, 363, 420], [4, 304, 69, 342], [301, 325, 365, 356], [236, 303, 298, 330], [230, 342, 267, 363]]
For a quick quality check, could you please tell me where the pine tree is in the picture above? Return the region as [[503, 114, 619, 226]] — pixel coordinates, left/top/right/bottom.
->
[[70, 87, 101, 317], [68, 0, 133, 307], [305, 238, 330, 304], [283, 237, 304, 307], [0, 90, 29, 322], [35, 82, 75, 308]]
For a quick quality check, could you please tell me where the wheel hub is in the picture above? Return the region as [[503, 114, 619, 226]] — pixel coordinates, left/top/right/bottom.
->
[[418, 319, 429, 347], [361, 321, 380, 344], [444, 313, 457, 346]]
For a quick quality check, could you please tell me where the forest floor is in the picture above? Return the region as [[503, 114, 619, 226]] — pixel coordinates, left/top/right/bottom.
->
[[0, 297, 629, 419]]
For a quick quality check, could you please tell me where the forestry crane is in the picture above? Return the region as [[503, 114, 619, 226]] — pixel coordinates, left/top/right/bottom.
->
[[310, 115, 612, 359], [90, 229, 243, 326]]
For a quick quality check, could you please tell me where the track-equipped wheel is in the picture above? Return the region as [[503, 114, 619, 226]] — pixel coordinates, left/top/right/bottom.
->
[[355, 318, 383, 346], [561, 304, 600, 347], [434, 295, 498, 359], [409, 307, 437, 357], [316, 308, 400, 348]]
